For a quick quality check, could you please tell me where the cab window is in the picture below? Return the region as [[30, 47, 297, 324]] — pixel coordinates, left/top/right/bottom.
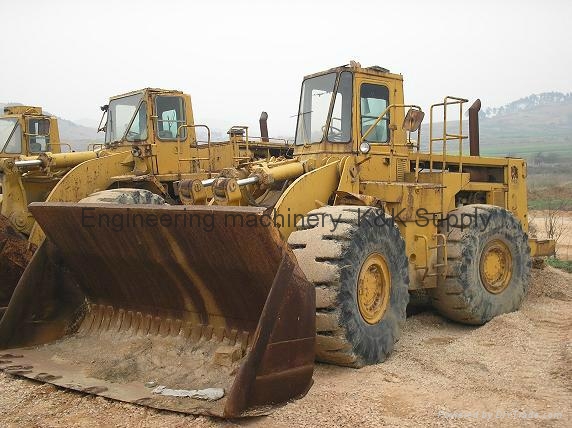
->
[[27, 118, 50, 152], [125, 102, 148, 142], [327, 71, 353, 143], [360, 83, 389, 143], [155, 96, 186, 140], [2, 123, 22, 154], [295, 72, 337, 145]]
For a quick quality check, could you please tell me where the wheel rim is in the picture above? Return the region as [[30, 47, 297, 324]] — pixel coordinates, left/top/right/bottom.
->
[[357, 253, 391, 324], [479, 239, 513, 294]]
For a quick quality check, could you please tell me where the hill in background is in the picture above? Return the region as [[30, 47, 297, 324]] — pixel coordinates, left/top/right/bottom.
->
[[420, 91, 572, 161], [2, 93, 570, 209], [418, 92, 572, 208], [3, 92, 571, 162], [479, 92, 572, 160]]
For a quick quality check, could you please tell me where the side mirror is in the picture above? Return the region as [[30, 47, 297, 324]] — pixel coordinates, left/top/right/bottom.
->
[[97, 105, 109, 133], [402, 108, 424, 132]]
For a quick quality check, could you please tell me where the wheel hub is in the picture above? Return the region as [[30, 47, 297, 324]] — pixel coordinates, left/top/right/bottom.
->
[[357, 253, 391, 324], [479, 239, 512, 294]]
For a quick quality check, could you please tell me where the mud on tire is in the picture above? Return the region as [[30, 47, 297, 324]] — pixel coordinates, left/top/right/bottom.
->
[[430, 205, 531, 325], [288, 206, 409, 367]]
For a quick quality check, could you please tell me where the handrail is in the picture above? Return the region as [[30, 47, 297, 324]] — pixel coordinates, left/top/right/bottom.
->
[[177, 124, 212, 178], [88, 143, 105, 151], [360, 104, 393, 144], [360, 103, 423, 147], [228, 125, 250, 162], [45, 143, 73, 153], [359, 104, 423, 183], [429, 96, 468, 174]]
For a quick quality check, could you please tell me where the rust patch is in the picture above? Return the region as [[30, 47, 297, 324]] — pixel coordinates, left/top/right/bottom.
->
[[0, 203, 316, 417], [0, 215, 34, 310]]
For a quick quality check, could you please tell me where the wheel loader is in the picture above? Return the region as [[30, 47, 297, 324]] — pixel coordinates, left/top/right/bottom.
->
[[0, 64, 555, 417], [0, 89, 290, 314], [0, 105, 99, 308], [0, 105, 70, 157]]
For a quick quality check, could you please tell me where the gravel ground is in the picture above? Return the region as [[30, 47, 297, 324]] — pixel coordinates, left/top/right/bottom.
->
[[0, 267, 570, 427]]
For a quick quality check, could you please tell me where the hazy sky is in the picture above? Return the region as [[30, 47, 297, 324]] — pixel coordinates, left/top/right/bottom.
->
[[1, 0, 570, 136]]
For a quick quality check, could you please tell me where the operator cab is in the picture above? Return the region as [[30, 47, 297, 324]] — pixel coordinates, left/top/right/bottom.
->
[[102, 89, 196, 175], [103, 89, 188, 146], [0, 106, 54, 157], [294, 63, 411, 156]]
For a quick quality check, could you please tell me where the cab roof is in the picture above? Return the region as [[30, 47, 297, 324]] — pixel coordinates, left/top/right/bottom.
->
[[2, 106, 44, 116], [109, 88, 185, 101], [303, 62, 403, 82]]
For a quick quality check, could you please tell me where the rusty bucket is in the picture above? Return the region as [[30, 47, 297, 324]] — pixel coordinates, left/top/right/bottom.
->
[[0, 203, 315, 417]]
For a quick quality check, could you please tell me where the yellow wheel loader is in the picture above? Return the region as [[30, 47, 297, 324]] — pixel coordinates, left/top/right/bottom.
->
[[0, 89, 290, 315], [0, 105, 69, 158], [0, 105, 97, 308], [0, 64, 554, 417]]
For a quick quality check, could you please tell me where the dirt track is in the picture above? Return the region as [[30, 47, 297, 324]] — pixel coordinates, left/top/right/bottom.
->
[[0, 267, 570, 427]]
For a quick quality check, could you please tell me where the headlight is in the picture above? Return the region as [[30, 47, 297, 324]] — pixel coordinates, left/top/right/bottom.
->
[[131, 146, 142, 157], [359, 141, 371, 154]]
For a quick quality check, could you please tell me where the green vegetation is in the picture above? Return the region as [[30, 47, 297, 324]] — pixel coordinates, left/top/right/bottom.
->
[[547, 258, 572, 273], [481, 142, 572, 160], [529, 198, 571, 210], [528, 180, 572, 210], [527, 167, 572, 210]]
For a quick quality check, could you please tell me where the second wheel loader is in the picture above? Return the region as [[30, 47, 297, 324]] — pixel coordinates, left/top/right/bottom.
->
[[0, 88, 290, 314], [0, 64, 554, 417], [0, 105, 97, 308]]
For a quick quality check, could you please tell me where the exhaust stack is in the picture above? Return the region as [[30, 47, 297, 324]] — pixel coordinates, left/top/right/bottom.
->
[[468, 99, 481, 156], [259, 112, 269, 142]]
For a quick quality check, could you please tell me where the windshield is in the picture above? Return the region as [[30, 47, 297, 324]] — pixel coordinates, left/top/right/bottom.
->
[[105, 93, 148, 143], [295, 73, 337, 145], [328, 71, 353, 142], [0, 118, 21, 153], [0, 118, 17, 148]]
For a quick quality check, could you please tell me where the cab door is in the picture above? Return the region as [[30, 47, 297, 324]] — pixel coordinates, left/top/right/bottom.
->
[[152, 94, 189, 175], [26, 117, 51, 154], [353, 75, 405, 152]]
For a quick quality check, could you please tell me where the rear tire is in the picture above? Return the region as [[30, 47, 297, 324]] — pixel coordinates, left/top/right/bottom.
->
[[79, 188, 166, 205], [430, 205, 531, 325], [407, 289, 431, 315], [288, 206, 409, 367]]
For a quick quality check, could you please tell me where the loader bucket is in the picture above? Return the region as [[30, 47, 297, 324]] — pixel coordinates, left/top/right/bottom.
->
[[0, 203, 315, 418], [0, 215, 34, 317]]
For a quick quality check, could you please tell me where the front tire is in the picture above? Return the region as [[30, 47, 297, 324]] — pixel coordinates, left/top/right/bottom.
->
[[288, 206, 409, 367]]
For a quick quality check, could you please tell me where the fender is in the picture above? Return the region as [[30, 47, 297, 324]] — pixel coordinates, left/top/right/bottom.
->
[[274, 158, 342, 239]]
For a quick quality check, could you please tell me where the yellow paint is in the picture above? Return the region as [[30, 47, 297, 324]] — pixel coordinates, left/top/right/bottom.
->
[[479, 239, 513, 294], [274, 160, 341, 239], [205, 63, 545, 291], [357, 252, 391, 324]]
